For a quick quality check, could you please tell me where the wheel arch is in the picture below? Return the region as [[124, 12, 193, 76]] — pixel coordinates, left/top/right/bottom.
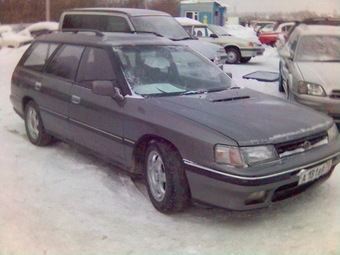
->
[[224, 45, 240, 53], [131, 135, 182, 175], [22, 96, 35, 113]]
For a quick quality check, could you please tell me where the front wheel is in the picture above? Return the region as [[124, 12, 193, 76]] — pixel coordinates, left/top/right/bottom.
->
[[278, 74, 285, 92], [24, 101, 54, 146], [225, 48, 241, 64], [145, 140, 191, 213], [240, 57, 251, 63]]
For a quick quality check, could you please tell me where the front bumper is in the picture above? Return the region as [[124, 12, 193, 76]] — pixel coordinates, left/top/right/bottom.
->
[[240, 47, 265, 58], [291, 93, 340, 123], [184, 141, 340, 210]]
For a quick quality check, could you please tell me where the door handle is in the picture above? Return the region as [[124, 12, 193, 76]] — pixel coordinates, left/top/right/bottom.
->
[[71, 95, 81, 104], [34, 82, 42, 91]]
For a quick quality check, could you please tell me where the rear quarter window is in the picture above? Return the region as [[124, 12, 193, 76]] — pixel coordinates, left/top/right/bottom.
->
[[22, 43, 59, 71]]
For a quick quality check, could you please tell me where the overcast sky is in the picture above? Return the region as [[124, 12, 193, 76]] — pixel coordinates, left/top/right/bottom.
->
[[219, 0, 339, 15]]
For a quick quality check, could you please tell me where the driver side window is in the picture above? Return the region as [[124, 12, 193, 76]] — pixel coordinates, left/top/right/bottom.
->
[[76, 47, 116, 89]]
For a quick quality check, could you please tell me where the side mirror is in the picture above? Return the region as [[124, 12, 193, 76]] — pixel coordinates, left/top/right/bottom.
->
[[210, 34, 218, 39], [92, 80, 124, 101], [278, 49, 292, 60]]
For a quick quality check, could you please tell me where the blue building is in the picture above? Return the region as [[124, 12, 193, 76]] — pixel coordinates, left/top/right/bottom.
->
[[179, 0, 228, 26]]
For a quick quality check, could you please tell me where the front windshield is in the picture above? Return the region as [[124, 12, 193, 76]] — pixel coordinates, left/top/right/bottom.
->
[[114, 45, 233, 97], [295, 35, 340, 62], [130, 16, 190, 40], [208, 25, 230, 36]]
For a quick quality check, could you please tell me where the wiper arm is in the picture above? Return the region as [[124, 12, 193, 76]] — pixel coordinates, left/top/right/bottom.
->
[[182, 90, 207, 95], [228, 86, 241, 90], [134, 31, 164, 37]]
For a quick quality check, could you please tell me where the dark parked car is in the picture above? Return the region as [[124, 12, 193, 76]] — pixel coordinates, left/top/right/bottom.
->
[[59, 8, 227, 67], [10, 30, 340, 213]]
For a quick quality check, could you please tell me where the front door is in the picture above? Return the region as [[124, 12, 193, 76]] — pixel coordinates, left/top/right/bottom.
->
[[68, 47, 126, 166]]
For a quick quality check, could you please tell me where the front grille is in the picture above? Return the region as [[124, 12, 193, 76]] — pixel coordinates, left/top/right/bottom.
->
[[275, 131, 328, 158], [329, 90, 340, 99]]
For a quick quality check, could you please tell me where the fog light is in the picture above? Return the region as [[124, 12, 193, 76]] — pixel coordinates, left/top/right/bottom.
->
[[245, 191, 267, 205]]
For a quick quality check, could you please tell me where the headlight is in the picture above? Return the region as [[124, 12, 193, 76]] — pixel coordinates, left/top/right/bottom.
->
[[214, 145, 279, 168], [328, 124, 339, 142], [298, 81, 326, 96]]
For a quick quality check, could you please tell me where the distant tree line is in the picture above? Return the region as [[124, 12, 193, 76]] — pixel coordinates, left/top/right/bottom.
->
[[0, 0, 181, 24]]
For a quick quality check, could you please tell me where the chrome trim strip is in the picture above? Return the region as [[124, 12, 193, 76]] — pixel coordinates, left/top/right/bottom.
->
[[183, 152, 339, 181], [123, 138, 135, 145], [40, 106, 68, 120], [70, 119, 123, 141]]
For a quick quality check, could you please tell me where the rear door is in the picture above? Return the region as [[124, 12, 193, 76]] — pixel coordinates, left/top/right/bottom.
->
[[68, 47, 126, 166], [41, 44, 85, 140]]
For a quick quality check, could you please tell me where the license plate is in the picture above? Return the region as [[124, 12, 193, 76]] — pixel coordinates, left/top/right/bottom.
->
[[298, 160, 332, 186]]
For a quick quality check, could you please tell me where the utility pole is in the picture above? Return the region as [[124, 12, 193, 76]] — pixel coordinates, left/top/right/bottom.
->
[[46, 0, 50, 21]]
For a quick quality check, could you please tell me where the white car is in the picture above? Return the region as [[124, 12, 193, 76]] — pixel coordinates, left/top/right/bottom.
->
[[0, 25, 13, 49], [176, 18, 264, 64], [0, 22, 58, 48]]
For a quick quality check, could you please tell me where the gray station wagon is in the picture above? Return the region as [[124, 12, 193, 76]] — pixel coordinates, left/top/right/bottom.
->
[[10, 30, 340, 213]]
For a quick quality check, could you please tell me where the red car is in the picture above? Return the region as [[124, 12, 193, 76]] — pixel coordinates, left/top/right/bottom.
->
[[259, 22, 294, 46]]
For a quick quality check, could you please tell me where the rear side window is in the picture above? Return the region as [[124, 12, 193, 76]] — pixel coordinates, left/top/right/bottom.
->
[[45, 44, 84, 80], [22, 43, 59, 71], [62, 14, 131, 32]]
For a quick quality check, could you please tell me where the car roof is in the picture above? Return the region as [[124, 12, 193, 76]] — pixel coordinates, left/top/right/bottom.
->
[[64, 8, 171, 17], [35, 30, 182, 47], [295, 24, 340, 35]]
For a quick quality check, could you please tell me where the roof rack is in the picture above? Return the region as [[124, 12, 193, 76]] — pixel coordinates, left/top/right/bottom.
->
[[60, 29, 105, 37]]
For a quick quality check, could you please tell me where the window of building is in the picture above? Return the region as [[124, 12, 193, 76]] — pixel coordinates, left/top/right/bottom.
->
[[185, 11, 199, 20]]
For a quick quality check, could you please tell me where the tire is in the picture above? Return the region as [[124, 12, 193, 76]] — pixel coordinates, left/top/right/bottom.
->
[[278, 74, 284, 92], [240, 57, 251, 63], [145, 140, 191, 213], [225, 48, 241, 64], [285, 83, 292, 100], [24, 101, 54, 146]]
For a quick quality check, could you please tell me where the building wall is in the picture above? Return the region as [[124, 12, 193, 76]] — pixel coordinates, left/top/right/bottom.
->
[[179, 2, 226, 26]]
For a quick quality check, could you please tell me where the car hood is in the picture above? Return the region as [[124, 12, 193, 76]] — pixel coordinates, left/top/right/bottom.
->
[[296, 62, 340, 93], [179, 39, 219, 59], [148, 88, 332, 146]]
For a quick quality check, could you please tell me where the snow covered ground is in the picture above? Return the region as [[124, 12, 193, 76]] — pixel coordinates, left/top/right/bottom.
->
[[0, 44, 339, 255]]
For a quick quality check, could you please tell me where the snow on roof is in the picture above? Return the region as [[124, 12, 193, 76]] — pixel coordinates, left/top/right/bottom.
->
[[180, 0, 229, 8], [175, 17, 204, 26]]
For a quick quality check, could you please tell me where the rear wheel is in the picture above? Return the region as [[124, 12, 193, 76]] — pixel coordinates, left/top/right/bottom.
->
[[225, 48, 241, 64], [240, 57, 251, 63], [145, 140, 191, 213], [24, 101, 54, 146]]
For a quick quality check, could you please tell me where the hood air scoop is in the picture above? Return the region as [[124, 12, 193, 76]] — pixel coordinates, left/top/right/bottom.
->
[[211, 96, 250, 103]]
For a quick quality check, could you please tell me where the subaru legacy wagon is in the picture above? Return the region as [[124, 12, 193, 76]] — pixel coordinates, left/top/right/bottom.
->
[[10, 30, 340, 213]]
